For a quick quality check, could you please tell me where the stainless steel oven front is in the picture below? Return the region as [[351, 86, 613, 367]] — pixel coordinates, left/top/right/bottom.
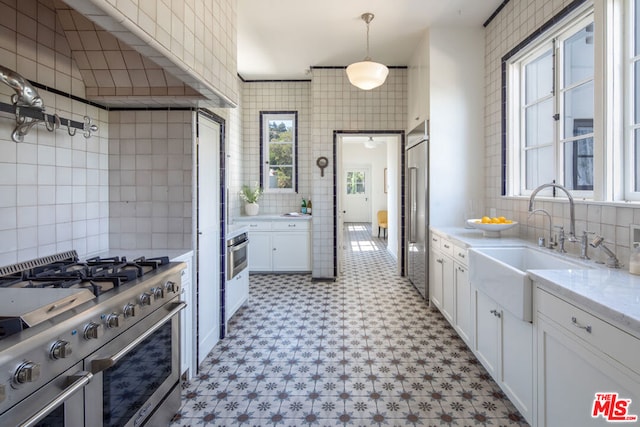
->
[[84, 298, 185, 427], [227, 232, 249, 279]]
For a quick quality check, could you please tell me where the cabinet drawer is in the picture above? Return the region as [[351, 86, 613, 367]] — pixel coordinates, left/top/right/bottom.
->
[[246, 222, 271, 231], [440, 238, 454, 256], [430, 233, 441, 249], [453, 244, 468, 266], [537, 288, 640, 374], [272, 221, 310, 231]]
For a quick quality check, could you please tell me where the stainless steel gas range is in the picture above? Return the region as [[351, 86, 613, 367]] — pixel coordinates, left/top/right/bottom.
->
[[0, 250, 186, 427]]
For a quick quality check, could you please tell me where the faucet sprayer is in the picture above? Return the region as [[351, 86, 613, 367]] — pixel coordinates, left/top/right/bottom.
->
[[528, 183, 577, 242]]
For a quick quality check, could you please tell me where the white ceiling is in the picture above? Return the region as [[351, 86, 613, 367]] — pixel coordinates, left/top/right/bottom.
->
[[237, 0, 504, 80]]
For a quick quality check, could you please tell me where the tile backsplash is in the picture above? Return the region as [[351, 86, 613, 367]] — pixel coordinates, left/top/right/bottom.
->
[[108, 110, 192, 250]]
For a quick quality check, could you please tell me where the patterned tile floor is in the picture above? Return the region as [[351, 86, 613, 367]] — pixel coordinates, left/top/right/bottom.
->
[[171, 223, 528, 426]]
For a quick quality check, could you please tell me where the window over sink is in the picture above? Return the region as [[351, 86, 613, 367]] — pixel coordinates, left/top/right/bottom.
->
[[260, 111, 298, 193]]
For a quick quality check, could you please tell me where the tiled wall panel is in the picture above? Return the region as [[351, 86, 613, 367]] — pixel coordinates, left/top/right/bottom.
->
[[240, 81, 312, 216], [108, 110, 192, 250], [484, 0, 638, 266], [0, 0, 109, 266], [310, 68, 406, 277]]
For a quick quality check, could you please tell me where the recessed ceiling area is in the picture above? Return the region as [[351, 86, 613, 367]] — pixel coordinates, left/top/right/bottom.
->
[[237, 0, 504, 81]]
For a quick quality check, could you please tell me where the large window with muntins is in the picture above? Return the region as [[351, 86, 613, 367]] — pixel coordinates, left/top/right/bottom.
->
[[506, 8, 594, 196]]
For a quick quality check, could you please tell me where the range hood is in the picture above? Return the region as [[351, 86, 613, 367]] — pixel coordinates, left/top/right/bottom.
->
[[50, 1, 235, 108]]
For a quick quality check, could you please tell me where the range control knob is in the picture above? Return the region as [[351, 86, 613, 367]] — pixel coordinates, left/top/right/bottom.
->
[[50, 340, 72, 360], [106, 313, 122, 329], [139, 292, 152, 306], [14, 361, 40, 384], [151, 287, 164, 300], [164, 280, 177, 293], [123, 303, 136, 318], [83, 322, 102, 340]]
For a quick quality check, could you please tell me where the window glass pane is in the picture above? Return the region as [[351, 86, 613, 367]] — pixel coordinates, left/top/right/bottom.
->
[[268, 119, 293, 142], [563, 23, 594, 87], [635, 129, 640, 191], [346, 172, 365, 195], [563, 81, 594, 138], [525, 50, 553, 104], [525, 98, 553, 147], [268, 166, 293, 189], [636, 0, 640, 56], [563, 137, 593, 190], [635, 62, 640, 124], [525, 146, 554, 189], [269, 142, 293, 165]]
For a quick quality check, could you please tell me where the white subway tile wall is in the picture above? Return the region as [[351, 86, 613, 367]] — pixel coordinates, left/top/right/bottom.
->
[[310, 68, 406, 277], [0, 0, 110, 267], [484, 0, 639, 267], [108, 110, 192, 250], [241, 81, 312, 216]]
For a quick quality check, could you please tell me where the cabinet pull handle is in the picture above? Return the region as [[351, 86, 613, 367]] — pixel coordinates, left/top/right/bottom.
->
[[436, 258, 443, 264], [458, 252, 465, 258], [490, 309, 501, 318], [289, 224, 296, 227], [443, 244, 450, 249], [571, 316, 592, 333], [457, 266, 465, 272]]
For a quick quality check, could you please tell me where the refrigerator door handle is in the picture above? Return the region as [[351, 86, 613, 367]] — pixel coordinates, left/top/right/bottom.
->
[[409, 167, 417, 243]]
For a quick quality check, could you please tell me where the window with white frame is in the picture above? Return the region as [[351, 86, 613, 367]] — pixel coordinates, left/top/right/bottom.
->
[[260, 111, 298, 193], [628, 0, 640, 198], [507, 10, 594, 196]]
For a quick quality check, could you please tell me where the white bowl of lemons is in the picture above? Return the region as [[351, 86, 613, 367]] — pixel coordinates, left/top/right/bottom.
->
[[467, 216, 518, 237]]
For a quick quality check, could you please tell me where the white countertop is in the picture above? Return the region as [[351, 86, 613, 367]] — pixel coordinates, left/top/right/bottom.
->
[[226, 224, 249, 239], [433, 226, 640, 339], [233, 214, 312, 221]]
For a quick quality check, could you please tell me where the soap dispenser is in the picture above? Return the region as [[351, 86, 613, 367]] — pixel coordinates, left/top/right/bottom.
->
[[630, 242, 640, 275]]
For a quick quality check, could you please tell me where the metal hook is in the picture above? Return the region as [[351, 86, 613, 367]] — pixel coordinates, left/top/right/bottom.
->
[[44, 113, 55, 132], [67, 119, 76, 136], [83, 115, 98, 138]]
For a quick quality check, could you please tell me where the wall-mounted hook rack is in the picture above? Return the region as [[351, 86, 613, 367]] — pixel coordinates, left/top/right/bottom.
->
[[0, 65, 98, 143]]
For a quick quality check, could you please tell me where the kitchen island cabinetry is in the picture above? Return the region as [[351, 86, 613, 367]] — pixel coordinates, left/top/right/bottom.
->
[[535, 287, 640, 427], [473, 285, 533, 424], [236, 217, 311, 273]]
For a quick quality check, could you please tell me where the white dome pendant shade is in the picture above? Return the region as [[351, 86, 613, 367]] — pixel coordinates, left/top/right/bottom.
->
[[346, 13, 389, 90]]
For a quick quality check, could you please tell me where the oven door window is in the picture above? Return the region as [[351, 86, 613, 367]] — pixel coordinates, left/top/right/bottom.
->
[[33, 405, 64, 427], [103, 321, 173, 427]]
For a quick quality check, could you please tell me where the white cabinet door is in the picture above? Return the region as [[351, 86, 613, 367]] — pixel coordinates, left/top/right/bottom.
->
[[501, 308, 533, 422], [454, 262, 472, 346], [196, 114, 220, 365], [249, 232, 272, 272], [226, 270, 249, 322], [441, 255, 454, 324], [537, 315, 640, 427], [272, 232, 310, 271], [429, 248, 443, 309], [474, 288, 499, 378]]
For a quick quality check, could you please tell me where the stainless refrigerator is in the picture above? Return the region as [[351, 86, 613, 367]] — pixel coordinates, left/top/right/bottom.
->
[[406, 122, 429, 299]]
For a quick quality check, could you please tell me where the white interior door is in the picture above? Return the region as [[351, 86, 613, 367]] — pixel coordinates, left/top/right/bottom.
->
[[197, 114, 221, 365], [343, 166, 371, 222]]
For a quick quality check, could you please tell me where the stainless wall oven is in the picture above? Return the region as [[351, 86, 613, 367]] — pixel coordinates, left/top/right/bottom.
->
[[227, 232, 249, 279]]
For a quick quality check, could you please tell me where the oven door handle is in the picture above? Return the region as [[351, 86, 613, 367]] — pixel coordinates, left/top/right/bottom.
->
[[91, 301, 186, 374], [229, 239, 249, 252], [19, 371, 93, 427]]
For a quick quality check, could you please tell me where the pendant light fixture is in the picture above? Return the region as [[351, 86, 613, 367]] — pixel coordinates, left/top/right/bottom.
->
[[346, 13, 389, 90], [364, 136, 377, 149]]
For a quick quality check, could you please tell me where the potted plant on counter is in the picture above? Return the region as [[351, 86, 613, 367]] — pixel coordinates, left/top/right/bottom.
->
[[240, 182, 263, 216]]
